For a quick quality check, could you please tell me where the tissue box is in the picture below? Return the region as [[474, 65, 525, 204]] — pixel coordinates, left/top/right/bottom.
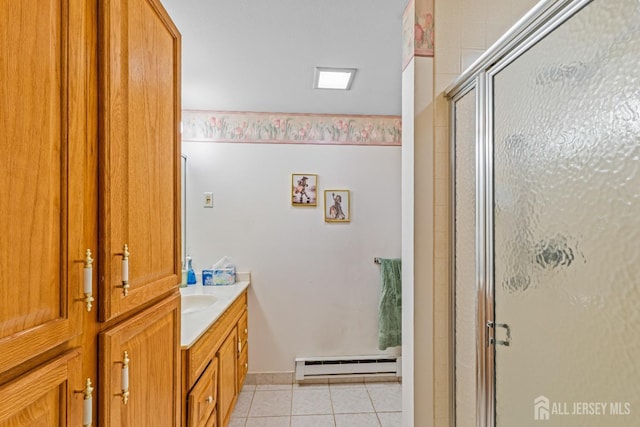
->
[[202, 270, 215, 286], [213, 267, 236, 285]]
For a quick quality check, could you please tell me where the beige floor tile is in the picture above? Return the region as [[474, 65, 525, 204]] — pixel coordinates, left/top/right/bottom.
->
[[291, 414, 336, 427], [232, 390, 254, 418], [292, 389, 332, 415], [334, 413, 381, 427], [248, 390, 292, 417], [367, 385, 402, 412], [228, 418, 246, 427], [331, 387, 374, 414], [377, 411, 402, 427], [245, 416, 291, 427]]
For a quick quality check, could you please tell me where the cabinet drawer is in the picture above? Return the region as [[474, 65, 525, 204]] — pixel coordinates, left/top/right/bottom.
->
[[238, 310, 248, 347], [188, 358, 218, 427]]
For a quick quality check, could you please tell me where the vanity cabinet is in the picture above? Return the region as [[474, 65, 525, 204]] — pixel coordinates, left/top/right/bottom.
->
[[182, 291, 248, 427], [0, 0, 181, 424]]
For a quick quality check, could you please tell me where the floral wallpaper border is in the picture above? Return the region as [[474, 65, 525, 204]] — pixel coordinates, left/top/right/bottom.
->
[[402, 0, 416, 70], [402, 0, 435, 70], [182, 110, 402, 146]]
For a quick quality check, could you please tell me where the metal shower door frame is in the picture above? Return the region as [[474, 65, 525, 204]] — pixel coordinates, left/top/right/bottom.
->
[[449, 78, 484, 427]]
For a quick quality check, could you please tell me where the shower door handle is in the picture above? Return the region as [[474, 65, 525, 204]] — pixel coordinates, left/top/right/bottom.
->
[[487, 321, 512, 346]]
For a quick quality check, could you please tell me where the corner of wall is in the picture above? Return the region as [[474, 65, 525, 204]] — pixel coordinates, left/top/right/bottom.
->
[[401, 58, 416, 427], [403, 54, 437, 427]]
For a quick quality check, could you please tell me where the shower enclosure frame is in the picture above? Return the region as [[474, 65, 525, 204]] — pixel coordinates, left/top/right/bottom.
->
[[446, 0, 597, 425], [449, 77, 486, 427]]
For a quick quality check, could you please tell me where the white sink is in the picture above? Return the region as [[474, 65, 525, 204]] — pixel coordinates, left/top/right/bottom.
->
[[181, 294, 218, 314]]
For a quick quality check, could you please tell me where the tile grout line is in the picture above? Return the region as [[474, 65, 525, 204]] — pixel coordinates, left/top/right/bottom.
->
[[289, 384, 293, 427], [244, 387, 255, 427], [365, 385, 383, 427], [328, 384, 337, 427]]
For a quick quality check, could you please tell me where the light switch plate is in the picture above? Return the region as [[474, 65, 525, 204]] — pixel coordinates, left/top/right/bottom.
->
[[203, 192, 213, 208]]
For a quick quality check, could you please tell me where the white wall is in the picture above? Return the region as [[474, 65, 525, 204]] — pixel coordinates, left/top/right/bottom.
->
[[182, 141, 402, 372]]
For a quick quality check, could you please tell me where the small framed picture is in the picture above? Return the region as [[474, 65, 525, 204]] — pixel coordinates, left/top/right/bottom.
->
[[291, 174, 318, 206], [324, 190, 350, 222]]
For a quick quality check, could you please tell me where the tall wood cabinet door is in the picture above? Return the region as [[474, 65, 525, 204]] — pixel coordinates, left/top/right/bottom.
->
[[0, 0, 94, 373], [0, 349, 83, 426], [100, 294, 181, 427], [98, 0, 182, 322], [217, 328, 238, 427]]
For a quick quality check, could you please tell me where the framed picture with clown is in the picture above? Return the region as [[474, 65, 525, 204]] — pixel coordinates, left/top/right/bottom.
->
[[324, 190, 350, 223], [291, 174, 317, 206]]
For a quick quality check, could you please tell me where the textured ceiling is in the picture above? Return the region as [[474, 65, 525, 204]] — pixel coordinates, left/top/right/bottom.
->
[[160, 0, 406, 116]]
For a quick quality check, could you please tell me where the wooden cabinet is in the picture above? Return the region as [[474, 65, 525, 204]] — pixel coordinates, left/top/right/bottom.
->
[[0, 349, 83, 426], [0, 0, 181, 424], [0, 0, 89, 376], [182, 291, 249, 427], [98, 0, 181, 323], [97, 3, 181, 423], [94, 0, 182, 424], [100, 294, 181, 426]]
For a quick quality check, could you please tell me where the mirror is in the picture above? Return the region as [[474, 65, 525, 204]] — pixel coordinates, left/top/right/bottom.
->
[[181, 154, 187, 267]]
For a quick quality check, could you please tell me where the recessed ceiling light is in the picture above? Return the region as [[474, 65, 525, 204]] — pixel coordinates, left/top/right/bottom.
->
[[314, 67, 357, 90]]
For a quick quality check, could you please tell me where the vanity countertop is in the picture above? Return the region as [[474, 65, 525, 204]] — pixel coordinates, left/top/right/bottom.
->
[[180, 272, 250, 349]]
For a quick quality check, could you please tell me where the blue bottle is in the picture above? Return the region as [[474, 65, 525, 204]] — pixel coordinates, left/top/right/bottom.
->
[[186, 256, 197, 285]]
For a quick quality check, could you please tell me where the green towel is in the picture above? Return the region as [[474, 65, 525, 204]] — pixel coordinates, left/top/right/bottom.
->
[[378, 258, 402, 350]]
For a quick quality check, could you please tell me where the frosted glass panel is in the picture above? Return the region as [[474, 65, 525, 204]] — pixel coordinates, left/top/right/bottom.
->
[[454, 87, 477, 427], [493, 0, 640, 426]]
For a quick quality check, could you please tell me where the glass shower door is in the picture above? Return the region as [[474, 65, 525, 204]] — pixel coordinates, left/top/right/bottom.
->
[[491, 0, 640, 425]]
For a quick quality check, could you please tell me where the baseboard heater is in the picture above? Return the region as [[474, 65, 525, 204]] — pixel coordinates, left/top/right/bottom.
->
[[295, 355, 402, 381]]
